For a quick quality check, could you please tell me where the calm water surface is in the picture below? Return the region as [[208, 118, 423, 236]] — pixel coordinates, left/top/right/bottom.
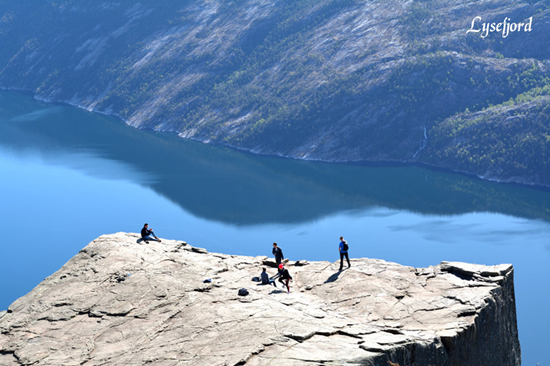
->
[[0, 91, 549, 365]]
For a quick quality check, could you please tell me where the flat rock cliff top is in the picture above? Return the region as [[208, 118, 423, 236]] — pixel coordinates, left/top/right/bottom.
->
[[0, 233, 520, 365]]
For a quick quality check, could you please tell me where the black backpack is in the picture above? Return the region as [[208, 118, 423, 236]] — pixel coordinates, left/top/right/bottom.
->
[[343, 242, 349, 251]]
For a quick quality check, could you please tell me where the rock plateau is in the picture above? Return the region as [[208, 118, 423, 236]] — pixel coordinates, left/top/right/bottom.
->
[[0, 233, 520, 365]]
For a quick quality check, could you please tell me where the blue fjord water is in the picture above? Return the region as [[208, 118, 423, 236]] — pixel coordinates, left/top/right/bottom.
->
[[0, 90, 549, 365]]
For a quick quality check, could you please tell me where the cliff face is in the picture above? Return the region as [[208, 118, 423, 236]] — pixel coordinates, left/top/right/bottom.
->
[[0, 233, 520, 365], [0, 0, 549, 186]]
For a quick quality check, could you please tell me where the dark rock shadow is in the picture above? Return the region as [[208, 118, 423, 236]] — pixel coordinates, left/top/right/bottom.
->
[[324, 271, 344, 284], [269, 289, 285, 294]]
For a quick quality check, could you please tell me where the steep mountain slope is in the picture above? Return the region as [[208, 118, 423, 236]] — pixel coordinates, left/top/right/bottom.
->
[[0, 0, 549, 185]]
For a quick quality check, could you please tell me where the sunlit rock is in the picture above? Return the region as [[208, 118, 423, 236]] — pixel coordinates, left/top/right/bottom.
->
[[0, 233, 520, 365]]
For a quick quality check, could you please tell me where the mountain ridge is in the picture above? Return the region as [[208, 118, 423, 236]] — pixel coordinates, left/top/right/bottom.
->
[[0, 0, 548, 186]]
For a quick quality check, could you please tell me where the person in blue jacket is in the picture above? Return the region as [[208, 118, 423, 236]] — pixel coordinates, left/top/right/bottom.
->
[[339, 236, 350, 271]]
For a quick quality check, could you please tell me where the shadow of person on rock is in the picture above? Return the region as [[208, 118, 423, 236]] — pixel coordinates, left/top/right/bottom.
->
[[269, 289, 286, 295], [324, 269, 347, 284]]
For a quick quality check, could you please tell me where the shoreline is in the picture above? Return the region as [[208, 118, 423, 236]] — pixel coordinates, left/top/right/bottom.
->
[[1, 86, 549, 191]]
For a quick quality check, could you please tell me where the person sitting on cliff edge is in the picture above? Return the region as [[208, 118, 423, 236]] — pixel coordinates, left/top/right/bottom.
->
[[141, 223, 161, 243]]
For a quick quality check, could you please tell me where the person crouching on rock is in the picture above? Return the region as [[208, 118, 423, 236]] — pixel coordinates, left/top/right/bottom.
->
[[261, 268, 276, 287], [278, 264, 292, 294], [141, 223, 161, 243]]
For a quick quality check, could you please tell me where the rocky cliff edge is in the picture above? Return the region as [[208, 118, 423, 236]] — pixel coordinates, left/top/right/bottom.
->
[[0, 233, 520, 365]]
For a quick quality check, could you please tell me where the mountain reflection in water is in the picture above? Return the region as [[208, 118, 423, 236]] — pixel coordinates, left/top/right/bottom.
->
[[0, 91, 548, 226], [1, 90, 549, 366]]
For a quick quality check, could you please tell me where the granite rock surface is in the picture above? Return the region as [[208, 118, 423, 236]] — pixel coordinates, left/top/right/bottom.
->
[[0, 233, 520, 365]]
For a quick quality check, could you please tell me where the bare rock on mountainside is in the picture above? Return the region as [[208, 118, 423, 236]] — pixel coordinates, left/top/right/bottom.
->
[[0, 233, 520, 365], [0, 1, 549, 186]]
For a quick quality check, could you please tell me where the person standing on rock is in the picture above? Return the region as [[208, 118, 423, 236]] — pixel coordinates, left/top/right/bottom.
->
[[278, 263, 292, 293], [141, 223, 161, 243], [339, 236, 350, 271], [272, 242, 284, 266]]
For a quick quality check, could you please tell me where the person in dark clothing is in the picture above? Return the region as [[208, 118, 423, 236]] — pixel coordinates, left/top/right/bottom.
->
[[272, 242, 284, 265], [278, 263, 292, 293], [339, 236, 350, 271], [260, 268, 276, 287], [141, 223, 161, 243]]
